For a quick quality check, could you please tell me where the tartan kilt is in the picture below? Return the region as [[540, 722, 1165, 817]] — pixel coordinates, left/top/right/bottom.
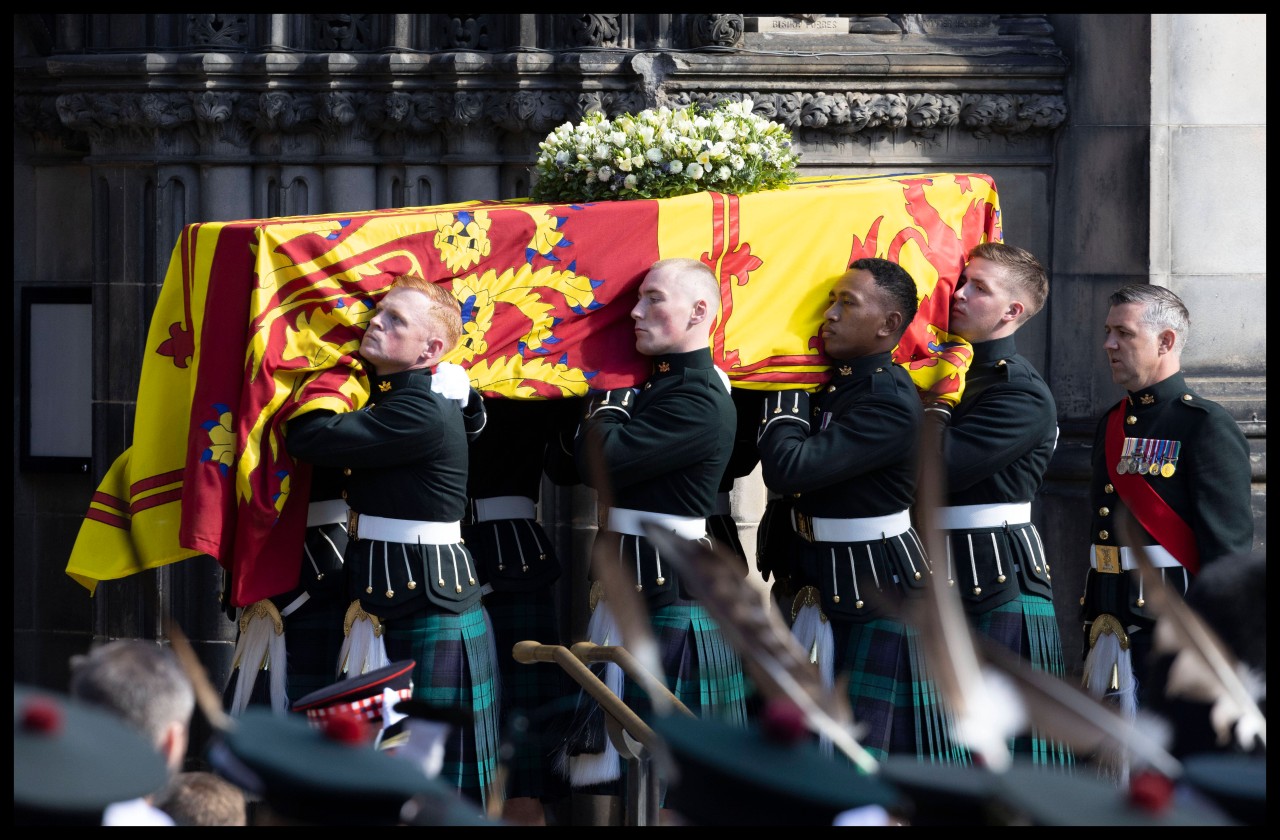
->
[[832, 617, 969, 764], [384, 603, 500, 808], [483, 589, 573, 802], [623, 601, 750, 726]]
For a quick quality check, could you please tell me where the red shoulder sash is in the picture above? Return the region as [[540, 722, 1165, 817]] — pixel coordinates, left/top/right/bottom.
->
[[1106, 400, 1200, 575]]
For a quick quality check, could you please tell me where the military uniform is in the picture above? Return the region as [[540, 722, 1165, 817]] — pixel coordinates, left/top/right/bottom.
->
[[222, 466, 350, 714], [461, 396, 578, 805], [1082, 371, 1253, 706], [757, 351, 961, 762], [930, 336, 1070, 765], [568, 347, 749, 789], [285, 365, 500, 808]]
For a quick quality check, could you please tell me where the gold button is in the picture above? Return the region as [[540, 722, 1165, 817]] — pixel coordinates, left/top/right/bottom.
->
[[343, 467, 352, 476], [1137, 598, 1146, 607], [827, 385, 836, 392], [366, 585, 373, 594], [385, 589, 394, 598], [833, 595, 841, 604], [1182, 394, 1193, 401], [1079, 596, 1085, 606], [855, 599, 864, 609], [1099, 506, 1110, 517], [914, 572, 922, 580], [1126, 416, 1137, 425], [875, 368, 884, 373], [656, 577, 666, 586], [995, 359, 1007, 367], [997, 575, 1006, 583], [407, 580, 416, 590], [1104, 484, 1114, 494], [1098, 530, 1109, 540], [972, 587, 982, 595], [455, 585, 463, 594], [793, 493, 801, 499]]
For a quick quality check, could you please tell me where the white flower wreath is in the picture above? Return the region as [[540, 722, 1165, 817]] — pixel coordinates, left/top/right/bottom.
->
[[530, 98, 800, 203]]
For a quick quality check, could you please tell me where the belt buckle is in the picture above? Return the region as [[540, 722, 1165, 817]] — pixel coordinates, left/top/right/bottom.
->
[[793, 510, 814, 543], [347, 509, 360, 542], [1094, 545, 1121, 574]]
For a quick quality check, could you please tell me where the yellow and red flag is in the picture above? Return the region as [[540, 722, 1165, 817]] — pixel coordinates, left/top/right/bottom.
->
[[67, 172, 1000, 605]]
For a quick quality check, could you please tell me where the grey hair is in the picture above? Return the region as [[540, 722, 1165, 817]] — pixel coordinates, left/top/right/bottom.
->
[[69, 639, 196, 748], [1108, 284, 1190, 353]]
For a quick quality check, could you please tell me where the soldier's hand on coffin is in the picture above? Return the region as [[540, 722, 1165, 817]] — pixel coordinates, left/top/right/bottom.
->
[[584, 387, 639, 421], [430, 361, 473, 408], [757, 389, 810, 443]]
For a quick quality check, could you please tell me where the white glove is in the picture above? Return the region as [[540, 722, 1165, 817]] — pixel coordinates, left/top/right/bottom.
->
[[430, 362, 472, 408]]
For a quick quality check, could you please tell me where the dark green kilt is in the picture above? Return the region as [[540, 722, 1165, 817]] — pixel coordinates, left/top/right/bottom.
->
[[384, 603, 500, 808]]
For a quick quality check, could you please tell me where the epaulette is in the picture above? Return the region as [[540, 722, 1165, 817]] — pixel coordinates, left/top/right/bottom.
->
[[869, 362, 900, 395]]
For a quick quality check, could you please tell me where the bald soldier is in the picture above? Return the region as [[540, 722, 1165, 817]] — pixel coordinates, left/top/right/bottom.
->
[[564, 257, 749, 802]]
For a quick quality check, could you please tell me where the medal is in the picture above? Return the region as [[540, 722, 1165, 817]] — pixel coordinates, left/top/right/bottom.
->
[[1161, 440, 1180, 478], [1148, 439, 1166, 475], [1116, 437, 1133, 474]]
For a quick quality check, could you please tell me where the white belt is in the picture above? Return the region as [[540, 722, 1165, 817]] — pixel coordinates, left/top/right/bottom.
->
[[1089, 544, 1182, 572], [347, 512, 461, 545], [714, 492, 732, 517], [471, 495, 537, 522], [606, 507, 707, 540], [792, 509, 912, 543], [936, 502, 1031, 531], [307, 499, 350, 527]]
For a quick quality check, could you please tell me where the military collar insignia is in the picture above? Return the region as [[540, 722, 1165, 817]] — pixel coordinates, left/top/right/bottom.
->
[[1140, 393, 1155, 405], [378, 381, 392, 392], [658, 361, 671, 373], [838, 365, 853, 376]]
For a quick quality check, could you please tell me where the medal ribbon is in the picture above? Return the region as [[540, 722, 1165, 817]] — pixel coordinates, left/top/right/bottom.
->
[[1106, 401, 1201, 575]]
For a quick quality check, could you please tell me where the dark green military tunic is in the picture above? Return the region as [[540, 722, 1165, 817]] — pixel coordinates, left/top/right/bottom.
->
[[935, 336, 1070, 765], [286, 365, 499, 807], [1083, 371, 1253, 699], [758, 351, 960, 762]]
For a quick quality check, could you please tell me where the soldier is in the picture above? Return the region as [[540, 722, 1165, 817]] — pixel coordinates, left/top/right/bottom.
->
[[922, 242, 1071, 765], [1082, 284, 1253, 716], [566, 257, 749, 799], [756, 258, 959, 762], [462, 395, 581, 825], [285, 274, 500, 809]]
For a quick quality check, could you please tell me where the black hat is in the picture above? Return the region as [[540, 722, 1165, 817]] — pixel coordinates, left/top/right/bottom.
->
[[651, 701, 907, 826], [877, 756, 1011, 826], [290, 660, 415, 738], [208, 706, 453, 826], [14, 684, 169, 825], [993, 762, 1239, 826], [1180, 753, 1265, 826]]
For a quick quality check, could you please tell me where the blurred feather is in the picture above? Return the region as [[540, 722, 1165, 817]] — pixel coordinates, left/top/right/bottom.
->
[[974, 633, 1182, 779], [164, 615, 236, 733], [640, 522, 878, 774], [576, 426, 667, 712], [909, 420, 1018, 772], [1117, 512, 1267, 752]]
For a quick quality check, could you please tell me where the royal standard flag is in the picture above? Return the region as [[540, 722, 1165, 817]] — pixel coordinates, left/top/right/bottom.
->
[[67, 172, 1000, 606]]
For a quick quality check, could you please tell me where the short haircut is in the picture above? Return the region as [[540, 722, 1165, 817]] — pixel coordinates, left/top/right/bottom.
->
[[849, 257, 918, 340], [967, 241, 1049, 320], [154, 771, 248, 827], [1108, 283, 1191, 353], [68, 640, 195, 748], [649, 257, 721, 312], [388, 274, 463, 349]]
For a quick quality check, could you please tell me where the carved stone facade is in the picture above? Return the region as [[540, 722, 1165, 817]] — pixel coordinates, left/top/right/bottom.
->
[[14, 15, 1264, 728]]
